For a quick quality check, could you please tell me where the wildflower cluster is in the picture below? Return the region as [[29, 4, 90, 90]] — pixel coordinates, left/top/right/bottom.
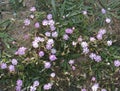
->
[[0, 1, 120, 91]]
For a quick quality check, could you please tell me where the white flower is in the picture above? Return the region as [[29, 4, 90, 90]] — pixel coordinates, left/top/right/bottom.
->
[[78, 36, 83, 42], [106, 18, 111, 23], [82, 11, 87, 15], [68, 60, 75, 65], [24, 19, 30, 26], [101, 88, 107, 91], [81, 41, 88, 48], [32, 41, 39, 48], [48, 20, 55, 25], [90, 37, 96, 42], [34, 37, 45, 42], [89, 53, 96, 60], [30, 7, 36, 12], [107, 8, 111, 10], [72, 41, 77, 46], [30, 14, 34, 19], [30, 86, 36, 91], [98, 29, 106, 35], [51, 48, 57, 54], [34, 37, 41, 43], [83, 47, 89, 54], [50, 73, 56, 78], [107, 40, 112, 46], [92, 83, 99, 91], [39, 38, 45, 42], [47, 39, 54, 45], [96, 34, 103, 40]]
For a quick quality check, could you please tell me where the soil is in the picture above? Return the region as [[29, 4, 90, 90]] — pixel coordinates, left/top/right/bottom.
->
[[0, 0, 35, 47]]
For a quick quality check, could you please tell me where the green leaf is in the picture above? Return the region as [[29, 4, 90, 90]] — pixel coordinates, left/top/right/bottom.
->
[[51, 0, 56, 15]]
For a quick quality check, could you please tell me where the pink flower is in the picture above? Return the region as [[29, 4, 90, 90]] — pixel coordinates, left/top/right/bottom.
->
[[39, 51, 44, 57], [83, 47, 89, 54], [11, 59, 18, 65], [98, 29, 106, 35], [42, 19, 48, 26], [16, 79, 23, 86], [16, 79, 23, 91], [89, 53, 96, 60], [12, 41, 16, 45], [8, 65, 15, 72], [91, 77, 96, 81], [48, 20, 55, 25], [45, 32, 51, 37], [46, 44, 52, 50], [94, 55, 102, 62], [68, 60, 74, 65], [63, 34, 69, 40], [35, 22, 40, 28], [39, 38, 45, 42], [114, 60, 120, 67], [52, 32, 58, 38], [34, 37, 42, 42], [90, 37, 96, 42], [96, 34, 103, 40], [81, 88, 87, 91], [72, 66, 76, 70], [16, 86, 21, 91], [24, 34, 29, 40], [47, 14, 52, 20], [50, 25, 56, 31], [24, 19, 30, 26], [1, 63, 7, 69], [15, 47, 27, 55], [65, 28, 73, 34], [101, 8, 106, 14], [44, 62, 51, 69], [43, 83, 52, 90], [49, 55, 57, 61], [33, 80, 39, 87], [78, 36, 83, 42], [30, 7, 36, 12]]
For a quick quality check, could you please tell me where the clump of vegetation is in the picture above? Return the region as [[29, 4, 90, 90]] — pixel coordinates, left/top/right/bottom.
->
[[0, 0, 120, 91]]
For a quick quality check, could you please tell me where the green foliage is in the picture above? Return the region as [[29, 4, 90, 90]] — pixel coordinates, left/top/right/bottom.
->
[[9, 0, 24, 11]]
